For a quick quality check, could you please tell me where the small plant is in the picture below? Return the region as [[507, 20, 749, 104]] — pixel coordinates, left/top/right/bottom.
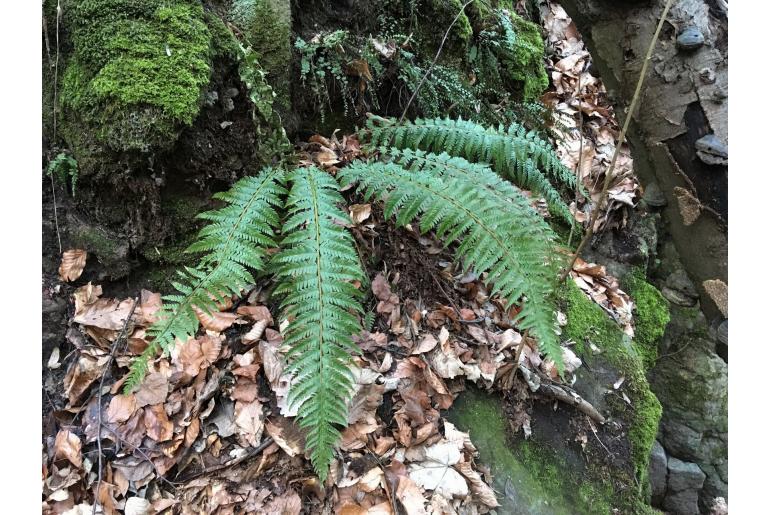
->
[[46, 152, 79, 196], [125, 116, 573, 479]]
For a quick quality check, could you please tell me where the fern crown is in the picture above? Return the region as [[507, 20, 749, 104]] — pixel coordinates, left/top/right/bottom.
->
[[125, 116, 571, 479]]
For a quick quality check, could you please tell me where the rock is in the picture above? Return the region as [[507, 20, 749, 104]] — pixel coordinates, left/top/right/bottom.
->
[[223, 87, 240, 99], [642, 181, 667, 207], [666, 270, 698, 299], [662, 286, 698, 307], [663, 458, 706, 514], [664, 489, 701, 515], [676, 26, 705, 51], [695, 134, 728, 166], [204, 91, 219, 107], [649, 440, 668, 506], [667, 457, 706, 492]]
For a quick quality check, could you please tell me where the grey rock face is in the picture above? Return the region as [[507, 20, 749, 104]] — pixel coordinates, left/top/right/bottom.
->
[[677, 26, 705, 51], [663, 458, 706, 514], [695, 134, 728, 165], [649, 440, 668, 506], [667, 458, 706, 492], [642, 181, 667, 207]]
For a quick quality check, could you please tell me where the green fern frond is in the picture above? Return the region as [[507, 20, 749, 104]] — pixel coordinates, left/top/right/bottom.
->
[[365, 116, 578, 221], [272, 166, 365, 480], [124, 168, 286, 392], [339, 159, 563, 366]]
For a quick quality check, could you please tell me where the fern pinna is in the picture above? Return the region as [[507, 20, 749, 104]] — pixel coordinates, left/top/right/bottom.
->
[[124, 169, 285, 391], [366, 116, 579, 221], [272, 167, 365, 478], [124, 116, 570, 480]]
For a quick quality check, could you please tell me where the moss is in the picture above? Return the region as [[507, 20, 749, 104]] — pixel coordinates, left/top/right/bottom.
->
[[205, 11, 240, 62], [417, 0, 473, 65], [563, 281, 663, 496], [60, 0, 212, 155], [506, 12, 549, 101], [626, 270, 671, 369], [228, 0, 292, 113]]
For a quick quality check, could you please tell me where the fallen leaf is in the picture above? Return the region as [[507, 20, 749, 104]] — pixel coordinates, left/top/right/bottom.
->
[[144, 404, 173, 442], [350, 204, 372, 224], [54, 430, 82, 468], [235, 399, 264, 447], [124, 497, 151, 515], [193, 306, 239, 332], [59, 249, 88, 282], [106, 394, 137, 424], [134, 372, 169, 407]]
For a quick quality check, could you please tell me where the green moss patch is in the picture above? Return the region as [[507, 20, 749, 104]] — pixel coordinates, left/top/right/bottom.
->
[[626, 270, 671, 369], [61, 0, 212, 154], [564, 281, 662, 496]]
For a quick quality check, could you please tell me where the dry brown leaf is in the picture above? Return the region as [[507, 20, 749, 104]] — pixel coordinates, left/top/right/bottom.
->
[[454, 461, 499, 507], [264, 490, 302, 515], [63, 354, 108, 405], [236, 305, 273, 325], [235, 399, 264, 447], [134, 372, 169, 407], [242, 320, 268, 345], [73, 296, 135, 332], [144, 404, 173, 442], [193, 306, 240, 332], [59, 249, 88, 282], [106, 394, 137, 424], [54, 430, 82, 468], [349, 204, 372, 224], [265, 417, 306, 457]]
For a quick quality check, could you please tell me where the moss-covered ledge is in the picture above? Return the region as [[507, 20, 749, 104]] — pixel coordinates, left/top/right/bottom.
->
[[60, 0, 213, 168], [563, 281, 663, 506]]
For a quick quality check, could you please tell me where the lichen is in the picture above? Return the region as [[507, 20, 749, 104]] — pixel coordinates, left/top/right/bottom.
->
[[60, 0, 212, 155], [626, 270, 671, 369], [563, 281, 663, 497]]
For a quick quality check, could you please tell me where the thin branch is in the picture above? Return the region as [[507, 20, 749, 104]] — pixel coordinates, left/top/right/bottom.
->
[[176, 437, 275, 483], [561, 0, 675, 281], [398, 0, 474, 124], [567, 67, 585, 248], [93, 298, 138, 515]]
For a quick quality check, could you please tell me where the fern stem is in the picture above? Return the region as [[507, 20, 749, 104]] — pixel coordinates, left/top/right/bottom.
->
[[561, 0, 675, 282]]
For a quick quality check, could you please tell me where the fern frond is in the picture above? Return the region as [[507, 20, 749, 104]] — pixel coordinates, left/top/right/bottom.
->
[[365, 116, 578, 221], [272, 166, 365, 480], [124, 168, 286, 392], [339, 159, 563, 366]]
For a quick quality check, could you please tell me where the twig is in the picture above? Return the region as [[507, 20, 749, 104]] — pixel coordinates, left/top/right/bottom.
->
[[560, 0, 675, 282], [538, 383, 606, 424], [510, 330, 529, 380], [567, 67, 585, 248], [176, 437, 275, 483], [93, 298, 138, 515], [397, 0, 474, 124], [98, 423, 179, 490]]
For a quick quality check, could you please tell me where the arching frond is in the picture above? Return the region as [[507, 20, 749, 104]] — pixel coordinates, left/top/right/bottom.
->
[[339, 159, 562, 365], [365, 116, 578, 221], [272, 166, 365, 480]]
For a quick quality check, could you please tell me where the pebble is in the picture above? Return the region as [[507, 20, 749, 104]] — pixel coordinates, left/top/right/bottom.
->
[[695, 134, 728, 165], [662, 286, 698, 307], [676, 26, 705, 51]]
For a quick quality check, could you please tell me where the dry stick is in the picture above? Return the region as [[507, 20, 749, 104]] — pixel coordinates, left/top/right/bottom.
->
[[51, 0, 63, 254], [397, 0, 474, 124], [93, 298, 138, 515], [560, 0, 675, 282], [567, 68, 585, 248], [177, 437, 275, 483]]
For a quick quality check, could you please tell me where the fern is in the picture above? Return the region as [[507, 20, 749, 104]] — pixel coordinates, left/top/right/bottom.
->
[[124, 168, 286, 391], [339, 160, 563, 366], [365, 116, 579, 221], [122, 115, 573, 480], [271, 167, 365, 479]]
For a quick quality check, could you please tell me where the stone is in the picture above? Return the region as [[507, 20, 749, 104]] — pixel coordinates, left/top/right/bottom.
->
[[664, 489, 701, 515], [642, 181, 667, 207], [662, 286, 698, 307], [676, 26, 705, 51], [695, 134, 728, 166], [204, 91, 219, 107], [717, 319, 727, 345], [666, 270, 698, 299], [649, 440, 668, 506], [667, 457, 706, 492]]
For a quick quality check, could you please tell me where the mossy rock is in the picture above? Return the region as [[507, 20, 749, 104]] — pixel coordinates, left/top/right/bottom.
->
[[59, 0, 213, 165], [448, 388, 659, 514], [563, 281, 662, 502]]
